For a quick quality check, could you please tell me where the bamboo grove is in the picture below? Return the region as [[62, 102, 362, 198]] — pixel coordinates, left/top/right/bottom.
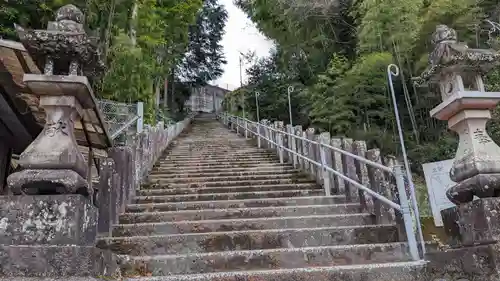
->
[[227, 0, 500, 175]]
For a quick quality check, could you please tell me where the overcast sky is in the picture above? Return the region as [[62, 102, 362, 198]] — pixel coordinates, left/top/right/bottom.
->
[[212, 0, 274, 90]]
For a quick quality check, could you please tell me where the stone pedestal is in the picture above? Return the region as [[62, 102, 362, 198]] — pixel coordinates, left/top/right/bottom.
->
[[0, 195, 120, 279], [441, 198, 500, 248]]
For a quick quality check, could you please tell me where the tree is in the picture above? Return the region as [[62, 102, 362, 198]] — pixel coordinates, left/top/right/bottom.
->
[[179, 0, 228, 85]]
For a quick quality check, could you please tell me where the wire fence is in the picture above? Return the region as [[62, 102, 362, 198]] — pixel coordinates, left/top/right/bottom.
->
[[97, 99, 139, 145]]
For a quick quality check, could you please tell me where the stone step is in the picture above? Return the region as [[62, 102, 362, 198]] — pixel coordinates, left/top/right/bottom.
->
[[120, 243, 413, 276], [144, 179, 316, 190], [163, 152, 276, 159], [112, 214, 374, 236], [172, 145, 256, 150], [144, 178, 316, 188], [119, 204, 362, 223], [135, 190, 325, 204], [150, 166, 296, 175], [157, 159, 279, 166], [98, 224, 400, 255], [162, 153, 276, 159], [154, 162, 291, 170], [147, 173, 306, 183], [169, 149, 261, 153], [138, 183, 320, 196], [148, 169, 301, 178], [122, 261, 425, 281], [126, 196, 349, 212]]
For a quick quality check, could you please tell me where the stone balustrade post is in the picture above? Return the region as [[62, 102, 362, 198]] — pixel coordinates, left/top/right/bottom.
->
[[319, 132, 332, 196], [341, 138, 359, 202]]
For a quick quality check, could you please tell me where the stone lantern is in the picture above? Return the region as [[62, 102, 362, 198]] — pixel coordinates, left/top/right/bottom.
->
[[7, 4, 105, 197], [415, 24, 500, 204], [0, 5, 119, 279], [414, 24, 500, 248]]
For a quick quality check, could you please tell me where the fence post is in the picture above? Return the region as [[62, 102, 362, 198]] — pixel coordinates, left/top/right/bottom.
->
[[286, 125, 294, 164], [277, 122, 284, 163], [353, 141, 372, 214], [341, 138, 359, 202], [236, 116, 240, 135], [366, 149, 395, 224], [394, 164, 420, 261], [306, 128, 316, 177], [244, 119, 248, 139], [330, 138, 345, 194], [136, 101, 144, 134], [294, 126, 302, 169], [319, 132, 332, 196], [257, 121, 262, 148]]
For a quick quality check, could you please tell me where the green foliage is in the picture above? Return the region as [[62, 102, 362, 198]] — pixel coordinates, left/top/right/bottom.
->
[[1, 0, 228, 124], [180, 0, 228, 85], [229, 0, 500, 179]]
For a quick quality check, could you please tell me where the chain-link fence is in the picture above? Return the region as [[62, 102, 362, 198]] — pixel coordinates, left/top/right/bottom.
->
[[97, 99, 140, 145]]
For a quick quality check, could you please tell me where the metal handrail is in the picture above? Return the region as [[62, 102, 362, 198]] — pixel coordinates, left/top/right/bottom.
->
[[244, 118, 392, 173], [220, 112, 423, 262]]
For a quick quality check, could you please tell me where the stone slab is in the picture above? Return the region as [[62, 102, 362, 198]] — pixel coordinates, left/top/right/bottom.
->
[[423, 244, 500, 281], [113, 214, 373, 236], [120, 243, 412, 276], [122, 261, 426, 281], [7, 169, 90, 197], [0, 195, 97, 245], [441, 197, 500, 247], [0, 245, 120, 278], [98, 225, 400, 255]]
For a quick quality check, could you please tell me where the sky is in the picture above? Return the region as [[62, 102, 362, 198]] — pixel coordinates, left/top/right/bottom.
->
[[212, 0, 274, 91]]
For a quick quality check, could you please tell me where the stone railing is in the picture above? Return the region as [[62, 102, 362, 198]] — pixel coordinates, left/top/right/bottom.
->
[[95, 114, 195, 236], [219, 112, 425, 261]]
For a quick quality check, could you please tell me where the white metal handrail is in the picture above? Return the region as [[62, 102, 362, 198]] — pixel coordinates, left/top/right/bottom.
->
[[219, 112, 424, 262]]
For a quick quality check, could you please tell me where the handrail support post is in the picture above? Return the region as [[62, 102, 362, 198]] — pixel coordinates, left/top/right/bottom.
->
[[395, 164, 420, 261]]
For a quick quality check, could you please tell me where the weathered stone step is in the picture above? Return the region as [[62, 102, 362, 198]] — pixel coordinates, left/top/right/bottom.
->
[[157, 159, 279, 166], [126, 196, 348, 212], [163, 148, 270, 156], [135, 190, 324, 204], [149, 169, 301, 178], [121, 243, 412, 276], [172, 145, 256, 150], [165, 151, 275, 156], [122, 261, 425, 281], [138, 183, 319, 196], [112, 214, 374, 236], [120, 204, 362, 223], [154, 162, 290, 169], [147, 178, 315, 188], [144, 179, 316, 190], [147, 173, 306, 183], [150, 166, 296, 175], [163, 152, 275, 159], [98, 224, 399, 255]]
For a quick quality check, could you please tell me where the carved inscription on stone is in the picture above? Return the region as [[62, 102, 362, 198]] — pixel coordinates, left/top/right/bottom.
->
[[473, 128, 492, 144]]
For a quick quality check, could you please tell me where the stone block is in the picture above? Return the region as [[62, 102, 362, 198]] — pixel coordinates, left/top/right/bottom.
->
[[7, 169, 90, 197], [0, 245, 120, 278], [441, 197, 500, 247], [0, 195, 97, 246], [423, 244, 500, 281]]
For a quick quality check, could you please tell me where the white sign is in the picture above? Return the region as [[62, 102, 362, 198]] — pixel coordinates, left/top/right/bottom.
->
[[422, 159, 456, 226]]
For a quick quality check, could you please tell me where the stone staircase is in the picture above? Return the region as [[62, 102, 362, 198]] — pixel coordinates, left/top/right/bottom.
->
[[98, 116, 426, 280]]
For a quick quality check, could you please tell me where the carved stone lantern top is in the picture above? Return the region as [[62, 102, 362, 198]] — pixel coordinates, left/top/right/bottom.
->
[[14, 4, 104, 78], [414, 24, 500, 87]]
